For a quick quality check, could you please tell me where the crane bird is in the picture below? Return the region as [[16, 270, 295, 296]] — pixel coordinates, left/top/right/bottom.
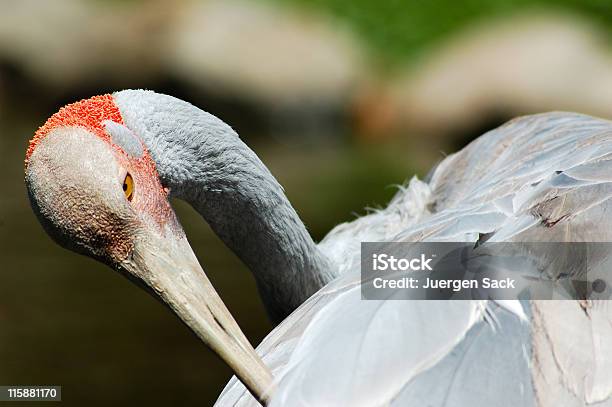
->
[[26, 90, 612, 406], [24, 92, 275, 405]]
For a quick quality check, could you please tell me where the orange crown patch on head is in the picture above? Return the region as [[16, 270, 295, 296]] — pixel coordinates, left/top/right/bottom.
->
[[25, 94, 124, 166]]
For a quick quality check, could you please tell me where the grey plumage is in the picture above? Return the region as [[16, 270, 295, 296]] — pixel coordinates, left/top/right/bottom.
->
[[210, 112, 612, 406]]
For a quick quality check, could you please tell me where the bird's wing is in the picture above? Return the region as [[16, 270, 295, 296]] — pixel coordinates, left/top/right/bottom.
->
[[319, 112, 612, 271], [216, 112, 612, 406]]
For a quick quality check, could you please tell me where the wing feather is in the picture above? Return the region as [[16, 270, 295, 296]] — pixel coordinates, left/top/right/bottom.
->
[[216, 113, 612, 406]]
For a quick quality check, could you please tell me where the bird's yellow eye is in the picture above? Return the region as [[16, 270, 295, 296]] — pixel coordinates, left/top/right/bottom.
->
[[123, 173, 134, 201]]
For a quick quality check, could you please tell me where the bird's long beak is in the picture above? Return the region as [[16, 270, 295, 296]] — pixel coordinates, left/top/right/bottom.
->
[[121, 230, 274, 405]]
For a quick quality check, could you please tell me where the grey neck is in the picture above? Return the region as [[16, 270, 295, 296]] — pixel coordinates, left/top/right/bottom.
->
[[114, 90, 335, 323]]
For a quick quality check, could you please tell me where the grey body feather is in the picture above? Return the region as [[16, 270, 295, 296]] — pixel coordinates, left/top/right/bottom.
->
[[111, 90, 612, 406], [212, 113, 612, 406]]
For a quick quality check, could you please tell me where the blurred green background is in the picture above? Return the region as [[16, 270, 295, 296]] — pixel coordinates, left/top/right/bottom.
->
[[0, 0, 611, 405]]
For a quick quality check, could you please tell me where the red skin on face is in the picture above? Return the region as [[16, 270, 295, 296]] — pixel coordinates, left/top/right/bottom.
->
[[26, 94, 176, 233], [26, 94, 122, 164]]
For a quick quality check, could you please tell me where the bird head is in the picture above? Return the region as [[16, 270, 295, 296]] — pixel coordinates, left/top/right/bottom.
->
[[24, 94, 272, 404], [25, 95, 175, 264]]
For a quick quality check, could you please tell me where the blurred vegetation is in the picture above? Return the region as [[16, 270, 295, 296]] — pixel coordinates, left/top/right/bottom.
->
[[275, 0, 611, 66]]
